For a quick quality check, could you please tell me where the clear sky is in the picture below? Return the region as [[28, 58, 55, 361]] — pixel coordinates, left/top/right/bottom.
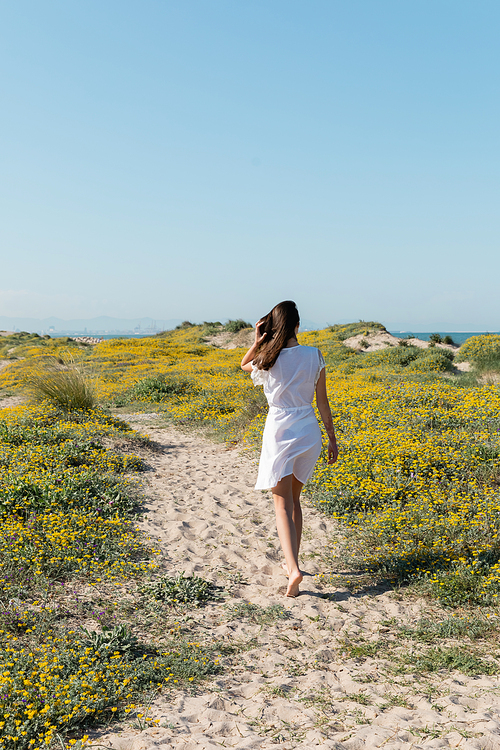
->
[[1, 1, 499, 330]]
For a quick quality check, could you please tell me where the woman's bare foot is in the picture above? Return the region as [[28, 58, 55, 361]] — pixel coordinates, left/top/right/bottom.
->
[[286, 569, 303, 597]]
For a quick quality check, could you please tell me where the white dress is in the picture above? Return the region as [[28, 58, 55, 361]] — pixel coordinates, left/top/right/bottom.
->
[[251, 345, 325, 490]]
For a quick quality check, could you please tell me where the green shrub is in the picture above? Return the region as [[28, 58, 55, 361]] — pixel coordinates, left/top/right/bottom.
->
[[407, 352, 454, 373], [438, 347, 455, 361], [456, 334, 500, 370], [23, 360, 96, 411], [429, 333, 443, 344], [131, 374, 195, 402], [79, 623, 140, 655], [141, 572, 222, 606], [224, 319, 252, 333], [201, 321, 223, 335], [474, 354, 500, 372], [339, 345, 423, 373], [327, 321, 386, 341]]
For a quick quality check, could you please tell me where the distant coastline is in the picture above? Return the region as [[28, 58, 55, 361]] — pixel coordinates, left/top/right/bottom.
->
[[389, 332, 500, 346]]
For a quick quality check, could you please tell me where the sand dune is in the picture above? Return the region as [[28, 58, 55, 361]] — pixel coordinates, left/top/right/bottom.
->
[[89, 414, 500, 750]]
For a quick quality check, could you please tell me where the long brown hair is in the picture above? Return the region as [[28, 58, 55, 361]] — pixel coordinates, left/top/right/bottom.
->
[[253, 300, 300, 370]]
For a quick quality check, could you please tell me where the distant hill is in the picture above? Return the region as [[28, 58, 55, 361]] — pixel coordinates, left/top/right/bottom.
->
[[0, 316, 183, 335]]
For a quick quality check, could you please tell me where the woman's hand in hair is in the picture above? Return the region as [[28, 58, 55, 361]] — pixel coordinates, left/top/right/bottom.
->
[[254, 319, 267, 346], [241, 320, 267, 371]]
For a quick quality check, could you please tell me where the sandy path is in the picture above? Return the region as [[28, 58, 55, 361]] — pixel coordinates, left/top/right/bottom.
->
[[0, 360, 24, 409], [92, 416, 500, 750]]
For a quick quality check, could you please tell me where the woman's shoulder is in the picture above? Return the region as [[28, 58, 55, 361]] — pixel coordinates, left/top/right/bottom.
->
[[296, 344, 323, 355], [277, 344, 323, 361]]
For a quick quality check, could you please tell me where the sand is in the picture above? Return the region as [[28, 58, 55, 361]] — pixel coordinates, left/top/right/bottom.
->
[[342, 332, 457, 354], [0, 360, 24, 408], [204, 329, 255, 350], [89, 414, 500, 750]]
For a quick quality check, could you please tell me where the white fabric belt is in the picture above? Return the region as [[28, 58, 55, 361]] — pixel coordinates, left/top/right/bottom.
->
[[267, 404, 314, 413]]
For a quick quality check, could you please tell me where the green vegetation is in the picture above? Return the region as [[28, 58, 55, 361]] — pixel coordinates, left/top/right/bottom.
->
[[225, 602, 289, 625], [429, 334, 456, 346], [406, 646, 498, 675], [0, 397, 221, 747], [0, 620, 219, 749], [399, 614, 498, 642], [2, 317, 500, 745], [0, 331, 87, 360], [141, 572, 222, 606], [326, 321, 386, 340], [168, 319, 252, 339], [338, 345, 454, 375], [224, 318, 252, 333], [129, 373, 196, 403], [457, 334, 500, 373], [336, 616, 500, 678], [22, 357, 97, 411]]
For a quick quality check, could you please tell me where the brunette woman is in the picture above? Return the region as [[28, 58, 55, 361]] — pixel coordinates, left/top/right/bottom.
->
[[241, 301, 338, 597]]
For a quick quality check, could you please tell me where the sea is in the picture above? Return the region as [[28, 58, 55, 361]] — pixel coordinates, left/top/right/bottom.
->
[[389, 332, 499, 346]]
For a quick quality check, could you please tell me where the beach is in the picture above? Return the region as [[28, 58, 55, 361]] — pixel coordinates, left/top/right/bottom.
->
[[1, 324, 500, 749], [89, 413, 500, 750]]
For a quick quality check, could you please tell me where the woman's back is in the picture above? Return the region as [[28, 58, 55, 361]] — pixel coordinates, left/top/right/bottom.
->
[[252, 345, 324, 409]]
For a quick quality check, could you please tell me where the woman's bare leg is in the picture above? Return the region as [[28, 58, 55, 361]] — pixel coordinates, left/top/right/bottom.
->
[[282, 475, 304, 574], [292, 474, 304, 555], [273, 475, 303, 597]]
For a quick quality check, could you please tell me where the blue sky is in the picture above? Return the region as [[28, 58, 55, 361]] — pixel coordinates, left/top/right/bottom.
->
[[1, 1, 499, 329]]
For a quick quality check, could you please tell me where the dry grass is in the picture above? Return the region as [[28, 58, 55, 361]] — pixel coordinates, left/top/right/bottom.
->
[[22, 357, 96, 411]]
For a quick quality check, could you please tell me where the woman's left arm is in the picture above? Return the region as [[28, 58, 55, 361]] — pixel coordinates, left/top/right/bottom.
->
[[241, 320, 267, 372], [315, 369, 338, 465]]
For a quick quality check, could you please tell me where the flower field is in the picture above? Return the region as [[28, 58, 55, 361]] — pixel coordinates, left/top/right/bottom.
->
[[1, 322, 500, 745], [307, 375, 500, 603], [0, 378, 219, 747]]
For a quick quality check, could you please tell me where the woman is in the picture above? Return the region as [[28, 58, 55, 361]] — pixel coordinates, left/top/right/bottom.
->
[[241, 300, 338, 597]]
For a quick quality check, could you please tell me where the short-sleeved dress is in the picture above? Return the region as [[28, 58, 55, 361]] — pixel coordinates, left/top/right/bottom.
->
[[251, 345, 325, 490]]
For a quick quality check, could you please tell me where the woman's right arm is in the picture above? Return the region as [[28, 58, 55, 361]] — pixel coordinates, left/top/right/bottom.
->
[[315, 369, 338, 464], [241, 320, 267, 372]]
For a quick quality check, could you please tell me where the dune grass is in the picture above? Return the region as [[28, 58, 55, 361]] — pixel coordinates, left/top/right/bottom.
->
[[22, 357, 97, 411]]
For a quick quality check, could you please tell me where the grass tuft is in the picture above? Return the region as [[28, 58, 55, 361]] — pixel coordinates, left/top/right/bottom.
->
[[23, 358, 96, 411], [225, 602, 289, 625], [408, 646, 498, 675]]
